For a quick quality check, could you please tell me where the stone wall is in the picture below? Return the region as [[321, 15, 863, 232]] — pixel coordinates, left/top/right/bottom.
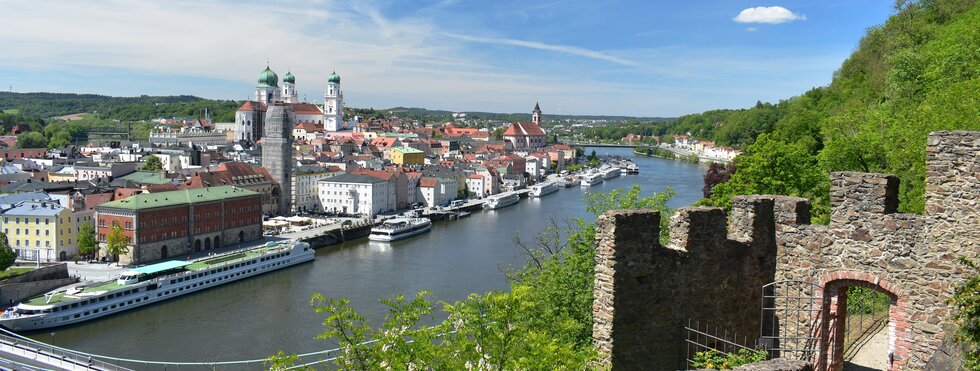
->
[[592, 131, 979, 370], [0, 264, 79, 306]]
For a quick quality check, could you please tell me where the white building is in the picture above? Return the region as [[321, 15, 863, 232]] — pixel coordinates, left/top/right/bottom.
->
[[235, 66, 347, 142], [466, 173, 486, 199], [292, 165, 342, 213], [324, 71, 344, 131], [418, 177, 458, 207], [317, 173, 395, 217]]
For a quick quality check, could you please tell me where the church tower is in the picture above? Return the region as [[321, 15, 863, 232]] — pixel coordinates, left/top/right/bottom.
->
[[262, 103, 294, 215], [324, 71, 344, 131], [281, 71, 298, 103], [532, 102, 542, 125], [255, 66, 281, 104]]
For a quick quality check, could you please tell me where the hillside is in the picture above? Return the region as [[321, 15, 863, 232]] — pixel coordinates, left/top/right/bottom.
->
[[0, 92, 241, 122], [701, 0, 980, 220]]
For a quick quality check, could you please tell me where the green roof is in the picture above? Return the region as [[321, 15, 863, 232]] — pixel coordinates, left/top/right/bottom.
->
[[258, 66, 279, 87], [283, 71, 295, 84], [327, 70, 340, 84], [393, 147, 423, 154], [127, 260, 193, 275], [119, 171, 171, 185], [98, 186, 259, 210]]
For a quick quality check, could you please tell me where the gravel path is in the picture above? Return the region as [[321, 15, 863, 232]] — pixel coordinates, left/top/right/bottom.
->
[[844, 325, 888, 371]]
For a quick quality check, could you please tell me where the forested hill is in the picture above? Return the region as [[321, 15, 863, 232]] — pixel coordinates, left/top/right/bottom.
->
[[0, 92, 241, 122], [701, 0, 980, 221]]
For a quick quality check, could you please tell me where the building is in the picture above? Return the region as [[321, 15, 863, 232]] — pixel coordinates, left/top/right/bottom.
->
[[466, 173, 486, 198], [291, 165, 342, 213], [2, 200, 77, 262], [0, 148, 47, 160], [502, 104, 547, 149], [324, 71, 344, 131], [262, 103, 294, 216], [95, 186, 262, 265], [418, 177, 457, 207], [391, 146, 424, 166], [182, 163, 280, 216], [74, 162, 139, 182], [234, 66, 347, 142], [317, 173, 395, 217]]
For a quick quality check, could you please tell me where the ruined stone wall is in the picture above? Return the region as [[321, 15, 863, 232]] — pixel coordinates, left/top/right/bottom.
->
[[593, 131, 979, 370]]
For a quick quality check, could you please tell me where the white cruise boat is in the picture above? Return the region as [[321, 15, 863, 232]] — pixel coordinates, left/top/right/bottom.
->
[[624, 162, 639, 174], [601, 166, 621, 180], [484, 191, 520, 209], [369, 218, 432, 242], [529, 182, 559, 197], [580, 172, 604, 187], [0, 240, 314, 331]]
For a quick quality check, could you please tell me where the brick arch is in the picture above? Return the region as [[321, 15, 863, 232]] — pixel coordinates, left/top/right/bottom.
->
[[819, 271, 911, 371]]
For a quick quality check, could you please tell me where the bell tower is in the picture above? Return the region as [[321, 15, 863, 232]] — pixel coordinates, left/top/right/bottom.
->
[[532, 102, 542, 125], [324, 71, 344, 131]]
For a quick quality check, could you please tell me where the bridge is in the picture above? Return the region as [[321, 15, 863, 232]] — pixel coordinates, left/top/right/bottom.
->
[[559, 141, 644, 148]]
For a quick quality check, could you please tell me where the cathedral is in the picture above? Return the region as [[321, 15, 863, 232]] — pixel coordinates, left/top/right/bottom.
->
[[235, 65, 346, 142]]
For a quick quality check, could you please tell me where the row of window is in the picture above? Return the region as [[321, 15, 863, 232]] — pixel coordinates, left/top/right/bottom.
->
[[3, 217, 63, 225]]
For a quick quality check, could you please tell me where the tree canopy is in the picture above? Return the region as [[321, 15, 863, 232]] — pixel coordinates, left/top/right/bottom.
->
[[0, 232, 16, 271], [142, 156, 164, 172], [105, 223, 129, 262]]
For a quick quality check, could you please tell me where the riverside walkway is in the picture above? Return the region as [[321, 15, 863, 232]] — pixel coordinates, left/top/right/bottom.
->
[[0, 332, 130, 371]]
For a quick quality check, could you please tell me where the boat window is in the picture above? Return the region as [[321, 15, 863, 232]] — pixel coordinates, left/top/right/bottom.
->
[[128, 300, 133, 304], [84, 311, 89, 315], [71, 303, 78, 308], [74, 314, 80, 318]]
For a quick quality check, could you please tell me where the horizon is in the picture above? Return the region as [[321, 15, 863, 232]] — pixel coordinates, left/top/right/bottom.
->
[[1, 1, 895, 117]]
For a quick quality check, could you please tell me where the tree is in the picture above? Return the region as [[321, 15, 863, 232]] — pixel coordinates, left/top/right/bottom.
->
[[0, 232, 16, 271], [492, 127, 505, 140], [141, 155, 163, 172], [105, 223, 129, 262], [77, 223, 98, 260], [15, 132, 47, 149], [702, 162, 736, 198]]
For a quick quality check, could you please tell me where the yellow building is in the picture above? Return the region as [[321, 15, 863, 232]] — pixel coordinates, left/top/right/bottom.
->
[[391, 147, 424, 166], [1, 201, 77, 262]]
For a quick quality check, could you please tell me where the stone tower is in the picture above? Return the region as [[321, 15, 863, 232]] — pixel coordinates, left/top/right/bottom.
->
[[324, 71, 344, 131], [262, 103, 294, 216], [532, 102, 542, 125]]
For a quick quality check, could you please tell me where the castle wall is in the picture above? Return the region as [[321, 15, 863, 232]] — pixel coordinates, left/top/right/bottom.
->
[[593, 131, 979, 370]]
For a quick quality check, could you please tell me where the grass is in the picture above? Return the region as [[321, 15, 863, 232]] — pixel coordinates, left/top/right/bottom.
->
[[0, 267, 33, 280], [1, 109, 20, 115]]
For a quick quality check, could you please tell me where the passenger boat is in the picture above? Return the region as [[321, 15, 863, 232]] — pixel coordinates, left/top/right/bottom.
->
[[484, 191, 520, 210], [368, 217, 432, 242], [601, 166, 621, 180], [0, 240, 314, 331], [625, 162, 639, 174], [580, 172, 604, 187], [529, 182, 559, 197]]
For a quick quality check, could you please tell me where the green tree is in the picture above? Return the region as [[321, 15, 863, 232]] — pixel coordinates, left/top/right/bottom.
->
[[0, 232, 16, 271], [492, 127, 504, 140], [77, 222, 98, 260], [16, 132, 47, 149], [105, 223, 129, 262], [141, 155, 163, 172]]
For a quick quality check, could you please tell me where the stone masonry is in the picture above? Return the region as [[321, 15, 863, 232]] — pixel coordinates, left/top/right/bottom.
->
[[592, 131, 979, 370]]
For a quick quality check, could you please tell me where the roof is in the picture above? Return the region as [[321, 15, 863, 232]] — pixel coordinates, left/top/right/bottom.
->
[[237, 101, 267, 112], [98, 186, 259, 210], [291, 103, 323, 116], [119, 171, 171, 185], [392, 147, 423, 154], [127, 260, 193, 275], [502, 122, 546, 137], [4, 201, 65, 216], [419, 178, 437, 187], [320, 173, 387, 184]]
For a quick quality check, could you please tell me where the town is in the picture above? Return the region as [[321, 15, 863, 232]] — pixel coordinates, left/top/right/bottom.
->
[[0, 66, 585, 266]]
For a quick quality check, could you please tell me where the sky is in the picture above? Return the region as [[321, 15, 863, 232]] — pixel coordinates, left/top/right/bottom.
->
[[0, 0, 896, 117]]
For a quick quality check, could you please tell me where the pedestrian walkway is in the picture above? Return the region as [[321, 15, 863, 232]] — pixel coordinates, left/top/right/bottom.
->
[[843, 326, 888, 371], [0, 332, 130, 371]]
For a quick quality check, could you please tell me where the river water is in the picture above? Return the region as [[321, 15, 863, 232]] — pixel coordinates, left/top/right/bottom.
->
[[27, 147, 706, 368]]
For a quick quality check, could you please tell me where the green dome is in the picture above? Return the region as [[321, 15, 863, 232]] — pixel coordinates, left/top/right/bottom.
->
[[283, 71, 295, 84], [257, 66, 279, 87], [327, 70, 340, 84]]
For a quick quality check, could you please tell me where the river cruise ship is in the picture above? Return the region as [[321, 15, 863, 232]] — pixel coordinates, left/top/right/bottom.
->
[[484, 191, 520, 210], [601, 166, 621, 180], [580, 172, 604, 187], [0, 240, 314, 331], [529, 182, 559, 197], [369, 218, 432, 242]]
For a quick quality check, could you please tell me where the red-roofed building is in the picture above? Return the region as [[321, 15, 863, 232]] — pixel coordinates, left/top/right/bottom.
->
[[502, 122, 547, 149], [180, 162, 281, 215]]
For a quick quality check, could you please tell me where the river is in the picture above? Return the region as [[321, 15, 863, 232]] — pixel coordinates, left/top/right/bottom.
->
[[27, 147, 706, 368]]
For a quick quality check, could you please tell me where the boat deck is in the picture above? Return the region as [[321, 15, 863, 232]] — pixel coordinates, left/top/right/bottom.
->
[[22, 244, 291, 307]]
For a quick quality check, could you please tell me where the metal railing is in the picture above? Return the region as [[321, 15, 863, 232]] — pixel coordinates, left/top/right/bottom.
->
[[684, 319, 759, 370], [0, 332, 131, 371]]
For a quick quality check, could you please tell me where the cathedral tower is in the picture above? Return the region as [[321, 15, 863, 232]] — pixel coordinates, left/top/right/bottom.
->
[[324, 71, 344, 131], [262, 103, 294, 215], [255, 66, 281, 104], [282, 71, 298, 103]]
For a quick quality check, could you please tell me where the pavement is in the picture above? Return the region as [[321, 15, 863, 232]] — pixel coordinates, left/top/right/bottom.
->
[[843, 325, 888, 371]]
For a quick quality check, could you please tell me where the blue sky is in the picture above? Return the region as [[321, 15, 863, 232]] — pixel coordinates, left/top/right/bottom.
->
[[0, 0, 895, 117]]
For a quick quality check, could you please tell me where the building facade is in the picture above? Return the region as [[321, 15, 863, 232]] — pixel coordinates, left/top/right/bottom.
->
[[95, 186, 262, 265], [391, 146, 424, 165], [317, 174, 394, 217], [262, 103, 294, 216], [2, 201, 77, 262], [291, 165, 341, 213], [235, 66, 347, 142]]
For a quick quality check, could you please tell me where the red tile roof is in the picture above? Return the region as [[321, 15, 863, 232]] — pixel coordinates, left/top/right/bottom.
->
[[291, 103, 323, 115], [419, 178, 437, 187], [502, 122, 546, 137], [237, 101, 267, 111]]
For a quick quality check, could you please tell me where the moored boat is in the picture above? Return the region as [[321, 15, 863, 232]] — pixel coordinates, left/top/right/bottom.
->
[[601, 166, 621, 180], [580, 172, 604, 187], [484, 191, 520, 209], [368, 218, 432, 242], [529, 182, 559, 197], [0, 240, 314, 331]]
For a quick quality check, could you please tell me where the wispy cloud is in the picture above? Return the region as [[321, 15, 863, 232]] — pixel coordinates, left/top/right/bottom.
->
[[445, 33, 639, 66], [733, 6, 806, 24]]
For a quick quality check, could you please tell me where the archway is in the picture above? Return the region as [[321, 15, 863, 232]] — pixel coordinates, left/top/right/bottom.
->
[[59, 251, 67, 261], [820, 273, 908, 371], [214, 236, 220, 249], [205, 238, 211, 250], [239, 231, 245, 243], [161, 245, 168, 259], [195, 239, 202, 252]]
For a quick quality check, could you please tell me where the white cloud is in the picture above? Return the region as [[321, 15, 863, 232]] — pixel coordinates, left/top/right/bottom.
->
[[746, 27, 759, 32], [733, 6, 806, 24], [444, 33, 639, 67]]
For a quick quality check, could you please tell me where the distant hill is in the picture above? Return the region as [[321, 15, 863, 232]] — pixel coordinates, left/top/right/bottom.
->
[[0, 92, 241, 122], [380, 106, 673, 123]]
